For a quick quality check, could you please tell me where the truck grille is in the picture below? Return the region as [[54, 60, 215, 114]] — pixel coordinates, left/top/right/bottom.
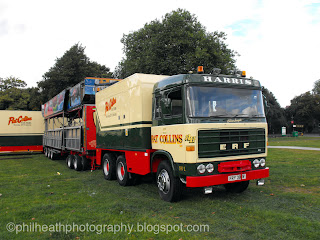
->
[[198, 128, 265, 158]]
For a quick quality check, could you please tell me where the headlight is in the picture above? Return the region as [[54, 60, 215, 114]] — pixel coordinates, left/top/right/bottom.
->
[[197, 164, 206, 174], [253, 159, 260, 168], [260, 158, 266, 167], [206, 163, 214, 173]]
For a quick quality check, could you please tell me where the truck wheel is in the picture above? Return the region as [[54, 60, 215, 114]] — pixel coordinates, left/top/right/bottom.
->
[[50, 150, 57, 160], [74, 155, 83, 171], [156, 161, 182, 202], [46, 148, 50, 158], [224, 180, 250, 193], [81, 156, 90, 171], [102, 153, 116, 180], [116, 155, 134, 186], [44, 147, 47, 157], [66, 155, 74, 169]]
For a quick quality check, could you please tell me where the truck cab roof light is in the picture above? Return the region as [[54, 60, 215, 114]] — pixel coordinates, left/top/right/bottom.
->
[[197, 66, 204, 74]]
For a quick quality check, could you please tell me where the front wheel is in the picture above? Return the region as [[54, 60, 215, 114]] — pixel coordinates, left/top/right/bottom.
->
[[224, 180, 250, 193], [156, 161, 182, 202]]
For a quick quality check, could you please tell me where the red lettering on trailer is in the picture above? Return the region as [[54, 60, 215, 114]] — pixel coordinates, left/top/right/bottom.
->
[[8, 116, 32, 125]]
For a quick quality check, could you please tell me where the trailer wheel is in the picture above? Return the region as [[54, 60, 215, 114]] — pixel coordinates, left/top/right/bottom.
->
[[48, 149, 52, 158], [45, 148, 50, 158], [156, 161, 182, 202], [102, 153, 116, 180], [116, 155, 135, 186], [66, 155, 74, 169], [44, 147, 47, 157], [81, 156, 90, 171], [224, 180, 250, 193], [74, 155, 83, 171]]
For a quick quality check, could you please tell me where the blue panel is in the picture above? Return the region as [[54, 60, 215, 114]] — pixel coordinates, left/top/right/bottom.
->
[[84, 85, 95, 95], [85, 78, 95, 85]]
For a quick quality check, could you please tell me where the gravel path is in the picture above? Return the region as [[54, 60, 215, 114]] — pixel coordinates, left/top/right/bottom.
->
[[268, 146, 320, 151]]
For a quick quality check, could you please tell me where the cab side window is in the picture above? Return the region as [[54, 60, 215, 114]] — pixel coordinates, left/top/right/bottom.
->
[[154, 95, 162, 119], [162, 89, 183, 125], [168, 90, 182, 116]]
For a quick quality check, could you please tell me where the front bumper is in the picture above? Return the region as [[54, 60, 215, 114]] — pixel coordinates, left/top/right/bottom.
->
[[186, 168, 269, 188]]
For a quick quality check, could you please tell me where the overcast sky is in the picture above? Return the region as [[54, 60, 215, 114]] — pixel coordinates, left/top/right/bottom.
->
[[1, 0, 319, 107]]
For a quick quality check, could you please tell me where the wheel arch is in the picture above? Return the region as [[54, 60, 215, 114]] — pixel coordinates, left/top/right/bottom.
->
[[151, 150, 178, 177]]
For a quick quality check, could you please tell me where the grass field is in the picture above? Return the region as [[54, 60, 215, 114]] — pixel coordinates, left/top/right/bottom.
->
[[268, 136, 320, 148], [0, 139, 319, 239]]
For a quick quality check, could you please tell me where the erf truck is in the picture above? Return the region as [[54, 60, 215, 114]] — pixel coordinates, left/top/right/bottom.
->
[[0, 110, 44, 153], [43, 69, 269, 202]]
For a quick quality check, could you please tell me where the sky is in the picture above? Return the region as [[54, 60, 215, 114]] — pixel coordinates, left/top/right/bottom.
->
[[1, 0, 320, 107]]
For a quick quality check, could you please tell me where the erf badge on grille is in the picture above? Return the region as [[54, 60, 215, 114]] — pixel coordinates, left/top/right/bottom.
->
[[220, 143, 250, 150]]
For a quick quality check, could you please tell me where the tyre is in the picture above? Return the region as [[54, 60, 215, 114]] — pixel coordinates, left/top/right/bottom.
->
[[44, 147, 47, 157], [74, 155, 83, 171], [66, 155, 75, 169], [224, 180, 250, 193], [46, 148, 50, 158], [81, 156, 90, 171], [102, 153, 116, 180], [116, 155, 135, 186], [50, 150, 57, 160], [156, 161, 182, 202]]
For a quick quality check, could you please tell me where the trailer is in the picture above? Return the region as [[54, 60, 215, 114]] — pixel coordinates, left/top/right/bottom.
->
[[44, 69, 269, 202], [42, 77, 120, 166], [0, 110, 44, 153]]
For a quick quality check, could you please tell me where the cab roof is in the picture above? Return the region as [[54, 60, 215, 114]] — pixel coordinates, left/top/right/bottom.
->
[[153, 74, 261, 93]]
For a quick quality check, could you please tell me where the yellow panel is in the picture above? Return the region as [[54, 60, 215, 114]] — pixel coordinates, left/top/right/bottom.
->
[[0, 110, 44, 135]]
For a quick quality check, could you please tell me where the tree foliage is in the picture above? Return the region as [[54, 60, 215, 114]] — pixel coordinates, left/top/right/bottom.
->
[[0, 76, 30, 110], [286, 91, 320, 133], [312, 79, 320, 95], [116, 9, 237, 78], [262, 87, 287, 134], [38, 43, 112, 103]]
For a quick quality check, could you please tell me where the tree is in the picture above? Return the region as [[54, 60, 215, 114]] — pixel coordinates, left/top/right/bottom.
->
[[115, 9, 237, 78], [0, 76, 30, 110], [26, 87, 42, 111], [262, 87, 287, 134], [286, 92, 320, 133], [0, 76, 26, 91], [312, 79, 320, 95], [38, 43, 112, 103]]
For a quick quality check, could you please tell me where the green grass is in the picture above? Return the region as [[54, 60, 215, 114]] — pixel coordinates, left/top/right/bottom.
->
[[269, 136, 320, 148], [0, 145, 320, 239]]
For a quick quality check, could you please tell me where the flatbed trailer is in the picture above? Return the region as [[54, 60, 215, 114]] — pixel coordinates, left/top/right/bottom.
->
[[42, 77, 120, 169]]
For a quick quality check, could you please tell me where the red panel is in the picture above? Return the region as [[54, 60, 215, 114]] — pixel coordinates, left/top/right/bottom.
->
[[125, 150, 153, 175], [0, 145, 43, 153], [96, 148, 102, 165], [218, 160, 252, 173], [186, 168, 269, 188], [84, 105, 97, 151]]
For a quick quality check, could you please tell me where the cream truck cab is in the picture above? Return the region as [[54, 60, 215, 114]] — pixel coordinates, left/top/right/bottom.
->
[[95, 68, 269, 202]]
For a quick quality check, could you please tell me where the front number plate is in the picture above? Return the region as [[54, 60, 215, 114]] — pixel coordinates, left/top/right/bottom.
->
[[228, 174, 241, 181]]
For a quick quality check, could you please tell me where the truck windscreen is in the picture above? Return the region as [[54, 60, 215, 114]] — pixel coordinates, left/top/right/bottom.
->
[[187, 86, 265, 118]]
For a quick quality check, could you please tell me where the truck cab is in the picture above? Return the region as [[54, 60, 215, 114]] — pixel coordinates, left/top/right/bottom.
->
[[151, 69, 269, 201]]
